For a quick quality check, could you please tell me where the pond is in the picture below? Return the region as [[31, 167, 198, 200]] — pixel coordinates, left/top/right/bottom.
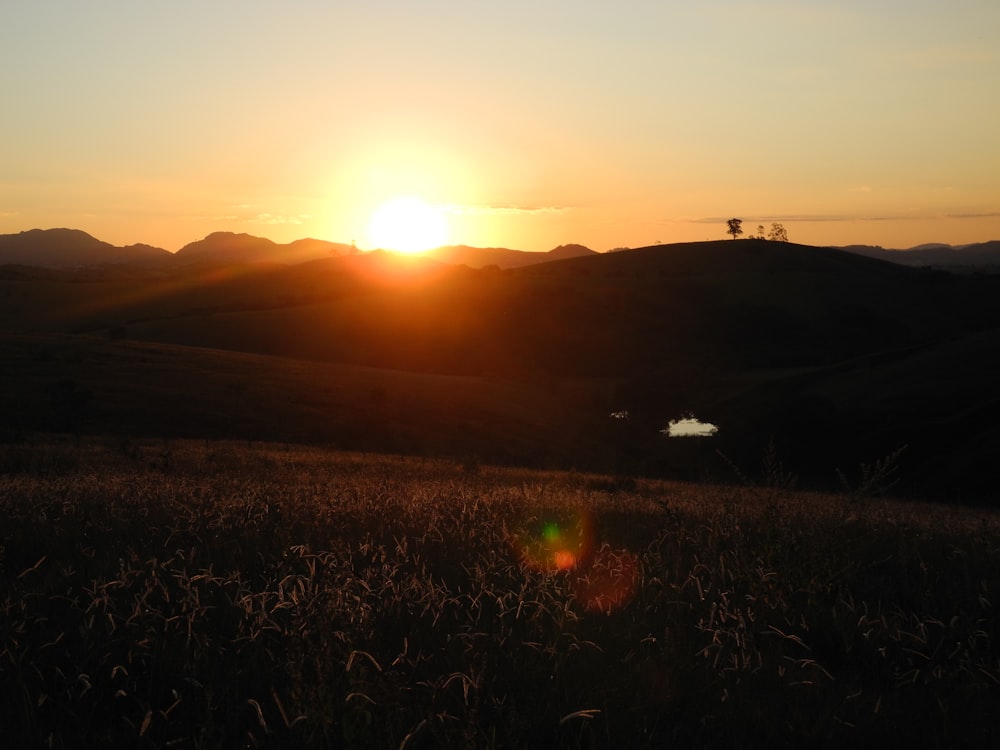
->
[[661, 416, 719, 437]]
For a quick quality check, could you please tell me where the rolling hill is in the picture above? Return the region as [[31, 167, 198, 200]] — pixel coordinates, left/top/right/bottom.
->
[[2, 233, 999, 502], [424, 243, 597, 268]]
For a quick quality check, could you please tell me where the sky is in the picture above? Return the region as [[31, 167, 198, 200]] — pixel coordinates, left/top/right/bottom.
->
[[2, 0, 999, 253]]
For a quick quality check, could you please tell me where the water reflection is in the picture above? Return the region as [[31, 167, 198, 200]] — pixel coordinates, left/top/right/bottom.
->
[[661, 416, 718, 437]]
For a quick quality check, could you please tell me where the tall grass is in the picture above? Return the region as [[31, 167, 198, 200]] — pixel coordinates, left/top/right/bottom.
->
[[2, 437, 998, 748]]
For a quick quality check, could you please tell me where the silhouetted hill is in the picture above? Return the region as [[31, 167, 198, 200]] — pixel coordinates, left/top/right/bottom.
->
[[0, 227, 597, 272], [0, 264, 71, 281], [546, 244, 599, 261], [542, 239, 916, 279], [838, 240, 1000, 269], [3, 236, 1000, 501], [0, 228, 171, 268], [425, 243, 595, 268], [0, 334, 611, 468], [175, 232, 354, 265], [424, 245, 522, 268]]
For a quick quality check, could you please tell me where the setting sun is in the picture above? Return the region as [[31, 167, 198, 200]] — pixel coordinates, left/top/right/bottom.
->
[[366, 197, 449, 254]]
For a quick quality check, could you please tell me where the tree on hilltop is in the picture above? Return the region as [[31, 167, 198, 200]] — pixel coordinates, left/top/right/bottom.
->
[[726, 218, 743, 240], [767, 223, 789, 242]]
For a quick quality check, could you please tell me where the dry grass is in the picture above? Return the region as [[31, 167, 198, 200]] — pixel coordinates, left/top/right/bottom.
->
[[2, 437, 999, 748]]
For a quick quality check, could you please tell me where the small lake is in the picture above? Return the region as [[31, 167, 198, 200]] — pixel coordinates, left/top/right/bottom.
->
[[661, 416, 718, 437]]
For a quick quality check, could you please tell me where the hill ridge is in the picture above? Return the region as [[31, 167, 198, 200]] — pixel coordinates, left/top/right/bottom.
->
[[0, 228, 171, 268], [2, 232, 1000, 501], [4, 227, 999, 271]]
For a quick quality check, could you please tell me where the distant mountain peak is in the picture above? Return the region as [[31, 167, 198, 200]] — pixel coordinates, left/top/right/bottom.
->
[[837, 240, 1000, 268], [175, 232, 352, 265], [547, 243, 596, 260], [176, 232, 275, 257], [0, 227, 169, 268]]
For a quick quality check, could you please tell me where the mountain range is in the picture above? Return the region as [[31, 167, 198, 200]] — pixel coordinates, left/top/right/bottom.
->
[[838, 241, 1000, 269], [0, 229, 598, 271], [2, 228, 999, 271], [0, 228, 172, 268]]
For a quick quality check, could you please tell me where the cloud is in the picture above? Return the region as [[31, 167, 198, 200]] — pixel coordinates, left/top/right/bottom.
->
[[689, 213, 952, 225], [444, 203, 569, 217], [195, 209, 312, 225], [687, 215, 851, 224], [945, 211, 1000, 220], [786, 212, 1000, 224], [253, 213, 307, 225]]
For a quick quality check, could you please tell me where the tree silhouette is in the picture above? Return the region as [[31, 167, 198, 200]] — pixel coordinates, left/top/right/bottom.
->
[[767, 223, 789, 242], [726, 218, 743, 240]]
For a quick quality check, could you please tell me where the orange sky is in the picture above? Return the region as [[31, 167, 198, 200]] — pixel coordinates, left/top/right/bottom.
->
[[2, 1, 998, 252]]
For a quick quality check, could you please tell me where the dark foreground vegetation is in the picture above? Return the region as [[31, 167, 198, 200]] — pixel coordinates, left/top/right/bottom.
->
[[3, 437, 999, 748]]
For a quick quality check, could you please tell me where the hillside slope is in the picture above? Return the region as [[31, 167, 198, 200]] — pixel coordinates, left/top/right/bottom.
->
[[3, 239, 998, 500]]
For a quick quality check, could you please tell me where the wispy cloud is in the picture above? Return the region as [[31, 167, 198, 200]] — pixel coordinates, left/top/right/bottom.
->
[[685, 215, 869, 224], [689, 211, 999, 225], [198, 206, 311, 226], [945, 210, 1000, 220], [770, 215, 898, 223], [443, 204, 569, 216], [252, 213, 308, 226]]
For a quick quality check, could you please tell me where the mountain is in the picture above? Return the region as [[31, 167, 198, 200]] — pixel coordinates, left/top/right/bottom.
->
[[0, 228, 171, 268], [837, 240, 1000, 269], [546, 243, 599, 261], [7, 227, 998, 273], [174, 232, 355, 265], [424, 243, 596, 269], [174, 233, 593, 269], [1, 228, 586, 271]]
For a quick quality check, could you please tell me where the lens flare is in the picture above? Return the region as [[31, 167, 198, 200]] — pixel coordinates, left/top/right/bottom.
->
[[516, 512, 594, 573], [554, 550, 577, 571], [513, 507, 639, 613]]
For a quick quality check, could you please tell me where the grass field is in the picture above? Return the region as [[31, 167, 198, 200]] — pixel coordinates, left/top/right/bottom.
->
[[3, 437, 999, 748]]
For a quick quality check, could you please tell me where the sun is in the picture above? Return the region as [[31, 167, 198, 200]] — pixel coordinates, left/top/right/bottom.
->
[[366, 196, 449, 254]]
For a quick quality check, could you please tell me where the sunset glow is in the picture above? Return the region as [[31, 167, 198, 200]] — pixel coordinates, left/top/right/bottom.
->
[[1, 2, 997, 251], [366, 197, 449, 253]]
